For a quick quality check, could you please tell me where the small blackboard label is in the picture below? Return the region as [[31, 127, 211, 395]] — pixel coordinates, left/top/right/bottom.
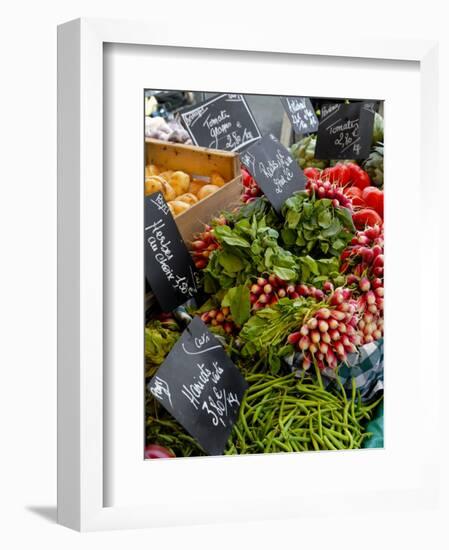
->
[[240, 134, 306, 212], [280, 96, 319, 134], [180, 93, 261, 151], [315, 101, 375, 160], [147, 316, 248, 455], [145, 192, 199, 312]]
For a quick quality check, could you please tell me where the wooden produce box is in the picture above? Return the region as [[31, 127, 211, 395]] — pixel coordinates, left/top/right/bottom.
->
[[145, 138, 243, 241]]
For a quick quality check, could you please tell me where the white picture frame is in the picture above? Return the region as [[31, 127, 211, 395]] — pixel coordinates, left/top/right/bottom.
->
[[57, 17, 441, 531]]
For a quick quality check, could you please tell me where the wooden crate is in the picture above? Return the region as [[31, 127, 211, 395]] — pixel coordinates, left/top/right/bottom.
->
[[145, 138, 242, 241]]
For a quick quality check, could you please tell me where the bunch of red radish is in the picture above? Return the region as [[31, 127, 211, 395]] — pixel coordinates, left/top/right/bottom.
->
[[341, 224, 384, 279], [287, 288, 360, 371], [190, 220, 225, 270], [250, 274, 326, 311], [304, 163, 383, 228], [304, 168, 353, 210], [354, 276, 384, 345], [200, 306, 236, 334], [241, 166, 262, 203], [306, 162, 371, 191], [342, 224, 384, 344]]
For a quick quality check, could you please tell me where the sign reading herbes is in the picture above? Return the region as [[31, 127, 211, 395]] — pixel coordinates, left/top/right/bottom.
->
[[315, 101, 375, 160], [280, 96, 319, 134], [240, 134, 306, 213], [144, 192, 199, 312], [147, 316, 248, 455], [180, 93, 261, 152]]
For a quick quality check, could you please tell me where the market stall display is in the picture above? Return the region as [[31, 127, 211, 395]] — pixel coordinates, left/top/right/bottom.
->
[[144, 93, 385, 458]]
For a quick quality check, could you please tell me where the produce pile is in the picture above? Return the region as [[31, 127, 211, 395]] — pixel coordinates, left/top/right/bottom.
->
[[145, 116, 192, 144], [145, 113, 384, 458], [145, 162, 226, 217]]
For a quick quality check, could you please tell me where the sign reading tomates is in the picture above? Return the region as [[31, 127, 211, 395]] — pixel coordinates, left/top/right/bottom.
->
[[180, 93, 261, 152], [315, 101, 375, 160]]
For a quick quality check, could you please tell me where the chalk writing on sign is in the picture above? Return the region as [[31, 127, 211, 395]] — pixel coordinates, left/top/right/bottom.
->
[[240, 134, 306, 212], [180, 93, 261, 151], [147, 317, 248, 455], [315, 102, 375, 160], [144, 192, 198, 312], [280, 96, 319, 134]]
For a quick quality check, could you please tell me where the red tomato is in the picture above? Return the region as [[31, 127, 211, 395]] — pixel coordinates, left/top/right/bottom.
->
[[321, 166, 332, 180], [304, 166, 321, 180], [347, 163, 371, 190], [362, 186, 384, 218], [345, 186, 365, 208], [345, 186, 362, 199], [333, 163, 352, 187], [352, 208, 383, 229]]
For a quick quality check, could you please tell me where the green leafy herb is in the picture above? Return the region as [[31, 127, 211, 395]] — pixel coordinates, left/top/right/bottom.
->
[[281, 192, 355, 259], [239, 297, 322, 373], [204, 214, 300, 289], [222, 285, 251, 325]]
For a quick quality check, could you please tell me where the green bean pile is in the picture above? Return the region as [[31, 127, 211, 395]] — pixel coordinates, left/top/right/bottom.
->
[[225, 369, 381, 454]]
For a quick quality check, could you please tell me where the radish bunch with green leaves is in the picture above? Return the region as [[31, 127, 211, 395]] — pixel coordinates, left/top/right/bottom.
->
[[287, 288, 359, 371]]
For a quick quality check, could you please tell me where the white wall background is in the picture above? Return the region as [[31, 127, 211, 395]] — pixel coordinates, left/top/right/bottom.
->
[[0, 1, 448, 548]]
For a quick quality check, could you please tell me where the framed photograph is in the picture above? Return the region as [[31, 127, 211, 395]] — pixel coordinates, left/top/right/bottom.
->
[[57, 18, 441, 531]]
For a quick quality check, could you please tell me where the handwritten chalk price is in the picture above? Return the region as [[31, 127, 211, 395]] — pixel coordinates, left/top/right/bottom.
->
[[147, 317, 248, 455], [240, 134, 306, 212], [144, 192, 199, 312], [180, 93, 261, 152], [315, 102, 375, 160], [280, 96, 319, 134]]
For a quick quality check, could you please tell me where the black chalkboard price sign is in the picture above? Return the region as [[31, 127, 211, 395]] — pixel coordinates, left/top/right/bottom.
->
[[240, 134, 306, 213], [147, 316, 248, 455], [145, 192, 199, 312], [180, 93, 261, 152], [315, 102, 375, 160], [280, 96, 319, 134]]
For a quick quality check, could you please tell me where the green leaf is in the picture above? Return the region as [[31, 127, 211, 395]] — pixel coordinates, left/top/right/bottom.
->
[[250, 241, 263, 255], [234, 219, 254, 238], [303, 229, 316, 241], [281, 228, 296, 245], [316, 257, 339, 274], [301, 264, 310, 281], [273, 266, 297, 280], [316, 198, 332, 209], [331, 238, 346, 252], [320, 241, 329, 254], [264, 247, 274, 267], [317, 209, 332, 228], [214, 225, 251, 248], [335, 207, 356, 231], [321, 219, 341, 238], [223, 285, 251, 325], [311, 275, 329, 284], [300, 255, 319, 275], [203, 273, 219, 294], [217, 251, 244, 273], [295, 232, 306, 246], [303, 202, 313, 218], [303, 218, 317, 231]]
